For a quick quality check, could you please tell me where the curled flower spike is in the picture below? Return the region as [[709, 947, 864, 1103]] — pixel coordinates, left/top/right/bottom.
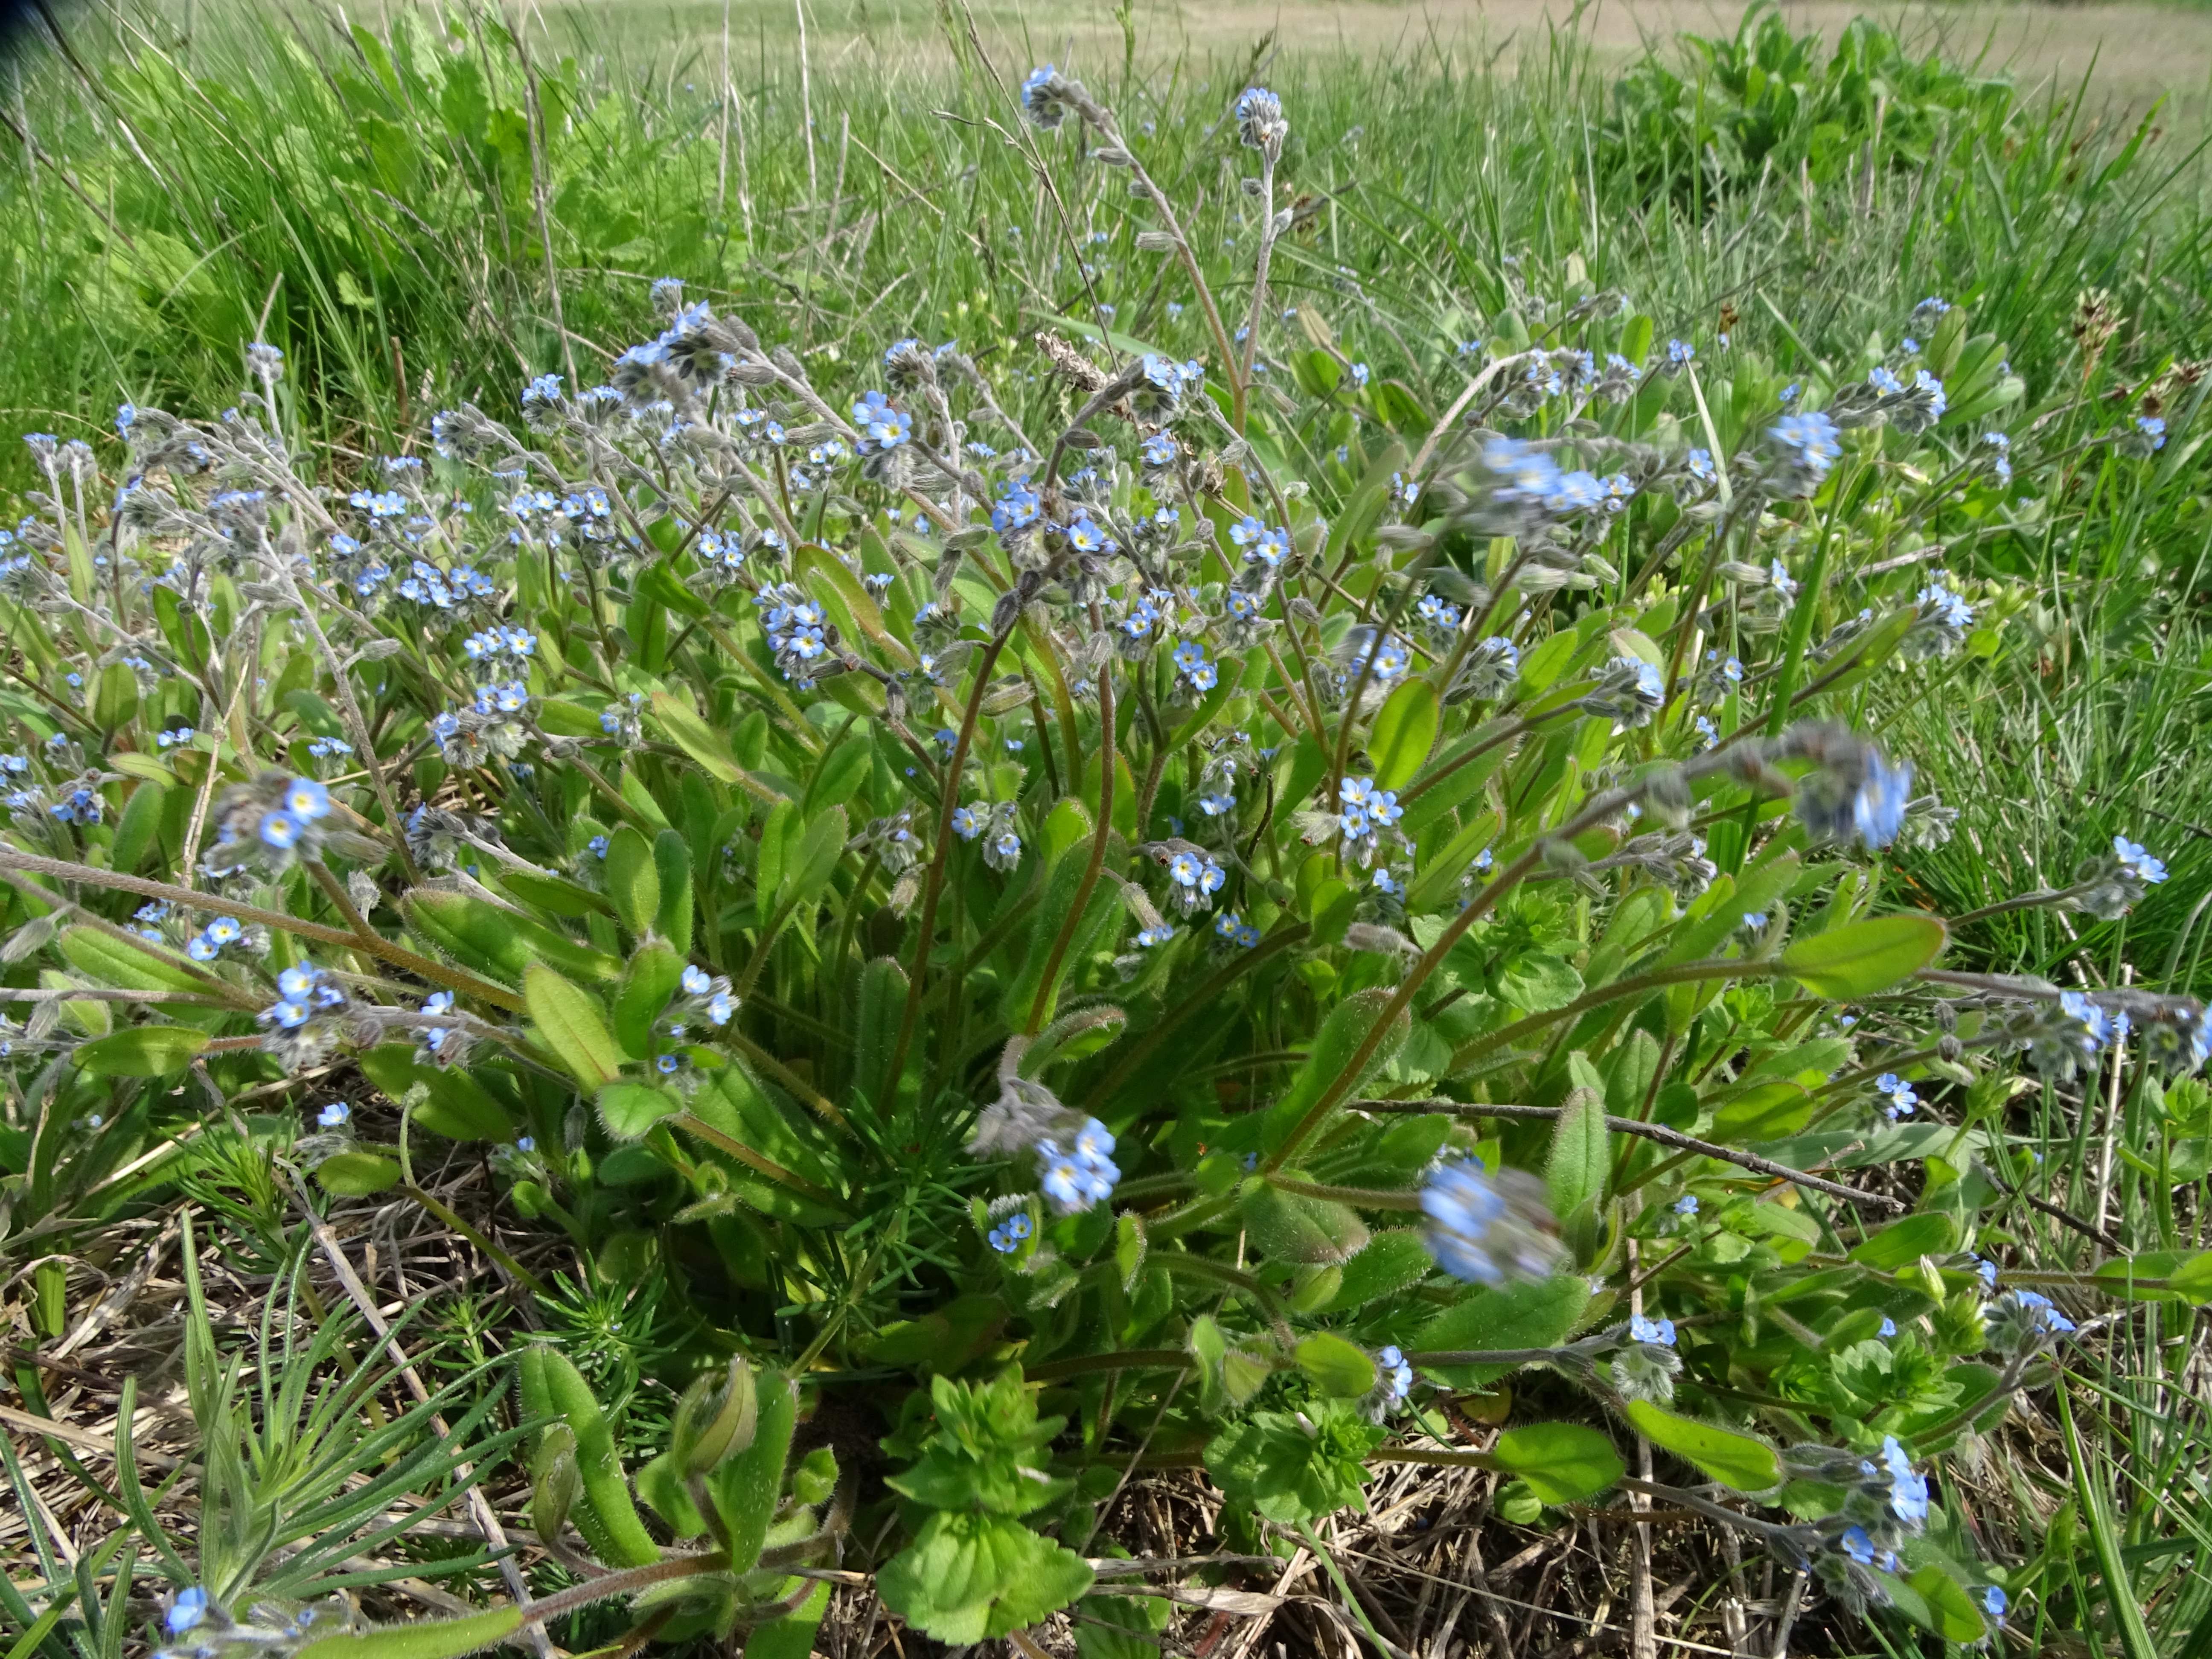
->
[[1233, 85, 1288, 153], [1767, 408, 1841, 495], [1779, 726, 1913, 850], [1021, 64, 1077, 131]]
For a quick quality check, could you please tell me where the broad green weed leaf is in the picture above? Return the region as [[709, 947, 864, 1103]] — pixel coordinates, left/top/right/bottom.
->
[[876, 1512, 1094, 1644], [1781, 914, 1946, 998], [1490, 1423, 1623, 1502], [524, 964, 623, 1088], [74, 1025, 209, 1077], [1848, 1211, 1958, 1270], [1369, 678, 1440, 791], [1205, 1403, 1382, 1523], [1625, 1401, 1780, 1490]]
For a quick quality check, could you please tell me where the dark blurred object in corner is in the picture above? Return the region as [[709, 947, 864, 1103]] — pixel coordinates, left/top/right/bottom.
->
[[0, 0, 67, 63]]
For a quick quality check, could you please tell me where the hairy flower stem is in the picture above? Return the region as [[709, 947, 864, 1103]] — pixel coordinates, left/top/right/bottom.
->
[[1763, 462, 1854, 743], [1361, 1097, 1903, 1212], [1265, 1175, 1424, 1211], [1263, 747, 1751, 1173], [270, 555, 422, 883], [304, 858, 375, 941], [1150, 1251, 1294, 1345], [1947, 882, 2098, 926], [888, 629, 1012, 1090], [0, 845, 523, 1010], [1078, 921, 1311, 1115], [1024, 1348, 1195, 1382], [1407, 350, 1539, 480], [1238, 150, 1280, 393], [1327, 545, 1443, 824], [1061, 88, 1243, 430], [669, 1110, 847, 1209], [1454, 959, 1794, 1068], [1025, 624, 1116, 1034]]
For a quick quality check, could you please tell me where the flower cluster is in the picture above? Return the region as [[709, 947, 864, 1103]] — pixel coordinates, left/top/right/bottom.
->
[[1336, 775, 1405, 865], [206, 774, 340, 872], [1982, 1288, 2076, 1356], [1418, 1157, 1567, 1286], [1037, 1117, 1121, 1214], [2069, 833, 2169, 920]]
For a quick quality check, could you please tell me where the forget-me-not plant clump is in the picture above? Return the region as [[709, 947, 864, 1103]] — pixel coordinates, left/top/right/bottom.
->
[[6, 57, 2210, 1659]]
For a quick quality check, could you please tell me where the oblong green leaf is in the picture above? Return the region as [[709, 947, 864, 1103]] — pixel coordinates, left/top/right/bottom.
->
[[613, 940, 684, 1059], [1625, 1400, 1781, 1491], [1292, 1333, 1377, 1398], [1545, 1083, 1610, 1220], [358, 1045, 515, 1141], [524, 964, 622, 1088], [1324, 1230, 1435, 1311], [58, 924, 208, 994], [1262, 987, 1409, 1152], [1369, 678, 1440, 792], [1847, 1211, 1958, 1270], [1490, 1422, 1623, 1502], [598, 1081, 681, 1140], [2093, 1249, 2212, 1304], [603, 825, 661, 937], [1412, 1274, 1590, 1386], [1242, 1178, 1371, 1265], [405, 890, 619, 984], [1780, 914, 1946, 998], [1905, 1566, 1989, 1644], [75, 1025, 210, 1077], [294, 1607, 523, 1659], [315, 1150, 402, 1197]]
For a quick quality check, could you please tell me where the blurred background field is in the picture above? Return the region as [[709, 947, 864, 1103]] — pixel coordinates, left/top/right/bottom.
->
[[523, 0, 2212, 111]]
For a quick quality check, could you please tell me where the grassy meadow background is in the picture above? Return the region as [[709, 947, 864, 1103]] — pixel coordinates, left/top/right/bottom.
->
[[5, 0, 2212, 1649]]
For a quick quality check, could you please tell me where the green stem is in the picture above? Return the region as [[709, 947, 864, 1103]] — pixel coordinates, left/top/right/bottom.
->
[[888, 629, 1012, 1091], [1026, 627, 1115, 1034], [670, 1111, 848, 1212], [1260, 748, 1746, 1175], [1078, 922, 1310, 1116], [1151, 1251, 1294, 1340], [0, 847, 523, 1011], [1024, 1348, 1193, 1382], [1266, 1175, 1423, 1212], [402, 1182, 549, 1297], [1451, 958, 1793, 1070]]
